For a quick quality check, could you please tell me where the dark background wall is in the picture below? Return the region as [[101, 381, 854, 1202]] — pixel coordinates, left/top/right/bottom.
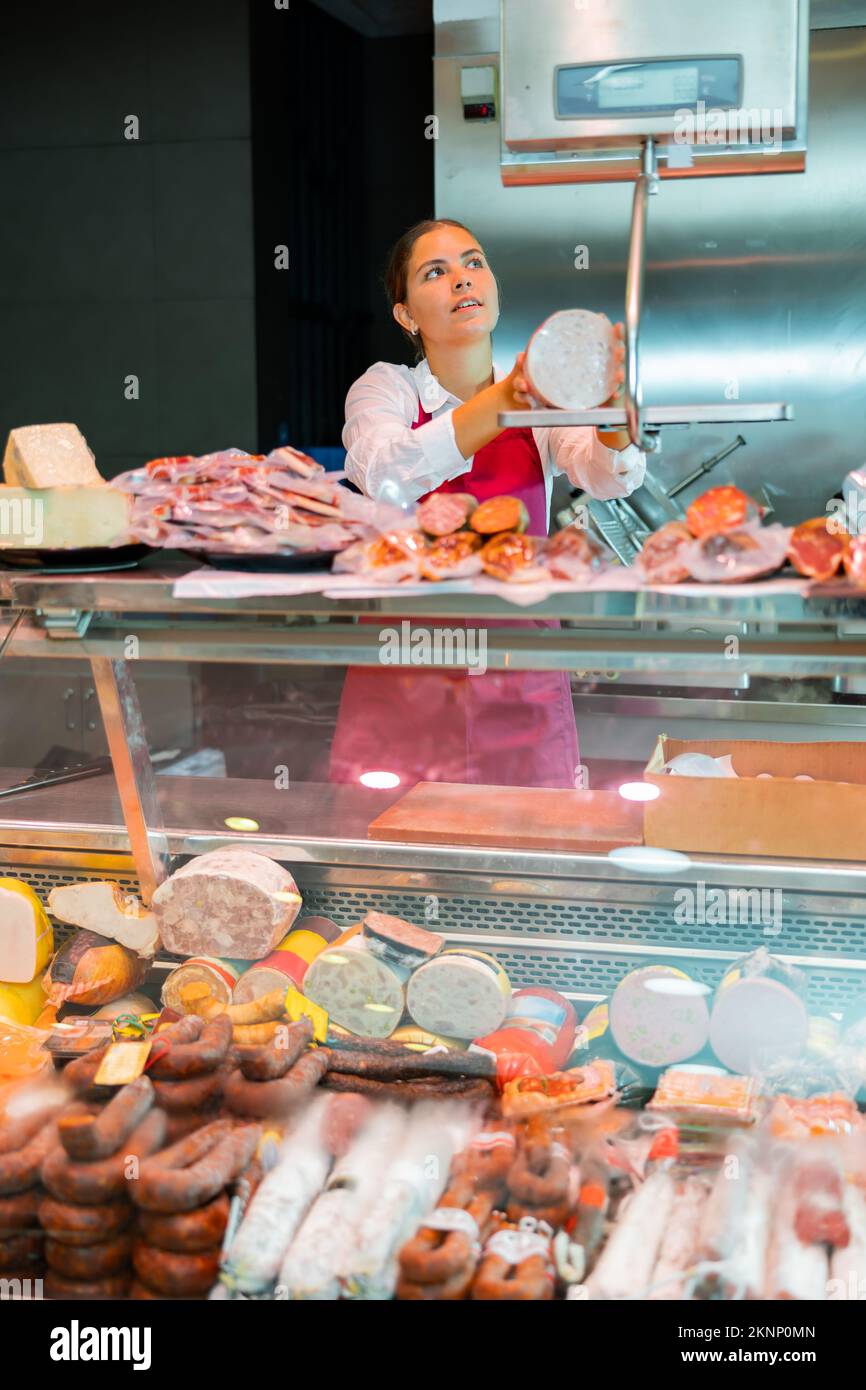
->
[[0, 0, 433, 475], [251, 2, 434, 451], [0, 0, 257, 478]]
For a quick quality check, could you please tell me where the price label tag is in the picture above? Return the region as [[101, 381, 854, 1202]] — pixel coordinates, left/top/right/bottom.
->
[[94, 1039, 152, 1086], [284, 985, 328, 1043]]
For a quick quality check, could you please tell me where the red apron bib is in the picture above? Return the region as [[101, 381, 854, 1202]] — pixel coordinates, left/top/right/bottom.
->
[[329, 400, 579, 789]]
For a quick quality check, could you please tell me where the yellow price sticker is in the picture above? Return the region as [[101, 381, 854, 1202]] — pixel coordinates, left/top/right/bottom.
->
[[284, 986, 328, 1044]]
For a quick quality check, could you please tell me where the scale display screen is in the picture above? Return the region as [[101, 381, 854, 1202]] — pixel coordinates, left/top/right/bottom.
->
[[555, 57, 741, 119]]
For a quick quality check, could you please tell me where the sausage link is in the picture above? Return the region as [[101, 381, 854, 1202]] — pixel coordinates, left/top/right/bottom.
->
[[224, 1049, 328, 1119], [44, 1270, 129, 1300], [326, 1047, 495, 1082], [0, 1120, 60, 1196], [133, 1121, 261, 1213], [42, 1108, 167, 1204], [0, 1097, 65, 1154], [0, 1187, 43, 1233], [507, 1138, 570, 1206], [62, 1046, 110, 1096], [151, 1065, 228, 1113], [232, 1020, 283, 1047], [400, 1189, 494, 1285], [396, 1265, 475, 1300], [505, 1196, 571, 1229], [58, 1077, 155, 1161], [149, 1014, 232, 1079], [154, 1016, 205, 1045], [320, 1072, 494, 1104], [132, 1239, 221, 1296], [237, 1018, 313, 1080], [163, 1106, 224, 1145], [138, 1193, 230, 1253], [39, 1194, 132, 1246], [454, 1131, 516, 1194], [46, 1233, 133, 1278], [129, 1278, 200, 1301], [0, 1232, 43, 1270], [471, 1252, 554, 1301]]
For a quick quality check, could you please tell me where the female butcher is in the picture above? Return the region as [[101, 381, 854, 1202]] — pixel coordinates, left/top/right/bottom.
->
[[330, 218, 645, 789]]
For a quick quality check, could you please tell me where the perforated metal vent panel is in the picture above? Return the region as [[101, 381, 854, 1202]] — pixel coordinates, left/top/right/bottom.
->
[[296, 880, 866, 1012]]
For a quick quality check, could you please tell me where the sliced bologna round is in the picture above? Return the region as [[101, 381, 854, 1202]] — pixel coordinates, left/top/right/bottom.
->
[[609, 965, 710, 1067], [524, 309, 616, 410], [303, 931, 407, 1039], [407, 949, 510, 1041]]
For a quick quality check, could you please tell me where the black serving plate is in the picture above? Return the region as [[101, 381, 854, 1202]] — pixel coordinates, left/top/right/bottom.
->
[[187, 548, 341, 573], [0, 543, 150, 573]]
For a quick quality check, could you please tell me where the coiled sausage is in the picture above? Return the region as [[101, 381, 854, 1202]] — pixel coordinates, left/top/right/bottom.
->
[[224, 1049, 328, 1118], [42, 1108, 167, 1204], [46, 1233, 132, 1278], [58, 1076, 155, 1161], [0, 1187, 42, 1233], [38, 1194, 132, 1246], [44, 1270, 129, 1300], [400, 1188, 494, 1285], [507, 1137, 570, 1206], [148, 1014, 232, 1080], [137, 1193, 230, 1253], [132, 1239, 220, 1296], [237, 1018, 313, 1081], [150, 1065, 229, 1113], [0, 1232, 43, 1270], [0, 1119, 60, 1196], [133, 1121, 260, 1213]]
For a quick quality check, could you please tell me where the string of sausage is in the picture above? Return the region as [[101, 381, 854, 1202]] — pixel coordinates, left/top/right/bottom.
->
[[57, 1075, 155, 1161], [224, 1049, 329, 1119], [42, 1109, 168, 1204], [148, 1014, 233, 1080], [132, 1119, 261, 1213]]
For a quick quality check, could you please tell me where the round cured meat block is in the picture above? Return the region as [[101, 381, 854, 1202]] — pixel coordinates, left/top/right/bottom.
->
[[524, 309, 617, 410]]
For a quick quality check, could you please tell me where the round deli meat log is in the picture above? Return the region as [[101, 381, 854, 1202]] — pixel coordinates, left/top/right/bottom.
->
[[151, 849, 303, 960]]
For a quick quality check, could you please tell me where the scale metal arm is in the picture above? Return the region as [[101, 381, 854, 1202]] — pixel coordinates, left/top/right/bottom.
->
[[499, 139, 793, 445]]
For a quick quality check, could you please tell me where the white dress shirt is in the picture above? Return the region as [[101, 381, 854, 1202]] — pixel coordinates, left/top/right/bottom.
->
[[342, 357, 646, 520]]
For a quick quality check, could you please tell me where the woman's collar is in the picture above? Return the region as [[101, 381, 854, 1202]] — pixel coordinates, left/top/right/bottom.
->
[[413, 357, 507, 409]]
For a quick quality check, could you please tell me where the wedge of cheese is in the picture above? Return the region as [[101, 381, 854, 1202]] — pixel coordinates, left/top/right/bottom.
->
[[4, 423, 103, 488], [47, 882, 159, 958], [0, 485, 131, 549], [0, 879, 54, 983]]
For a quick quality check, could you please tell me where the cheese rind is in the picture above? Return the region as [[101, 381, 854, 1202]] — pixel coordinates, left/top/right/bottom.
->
[[4, 423, 103, 488], [0, 486, 131, 549], [0, 878, 54, 983]]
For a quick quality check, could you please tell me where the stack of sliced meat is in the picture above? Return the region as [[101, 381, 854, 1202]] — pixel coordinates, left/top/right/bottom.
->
[[113, 447, 371, 555]]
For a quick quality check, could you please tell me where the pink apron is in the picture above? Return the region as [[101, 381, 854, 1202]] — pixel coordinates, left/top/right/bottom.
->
[[329, 402, 579, 789]]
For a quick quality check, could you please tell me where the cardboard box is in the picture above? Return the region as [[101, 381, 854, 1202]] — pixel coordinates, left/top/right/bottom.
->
[[644, 736, 866, 862]]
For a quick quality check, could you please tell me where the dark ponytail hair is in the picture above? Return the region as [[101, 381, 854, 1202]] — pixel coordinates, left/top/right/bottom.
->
[[384, 218, 475, 362]]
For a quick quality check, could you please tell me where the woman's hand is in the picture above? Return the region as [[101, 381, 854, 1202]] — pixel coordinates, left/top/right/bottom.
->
[[498, 352, 540, 412]]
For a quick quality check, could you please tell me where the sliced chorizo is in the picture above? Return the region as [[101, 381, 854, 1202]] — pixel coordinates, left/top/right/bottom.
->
[[58, 1076, 155, 1161], [38, 1194, 132, 1246], [132, 1240, 220, 1296], [133, 1120, 260, 1213], [237, 1018, 313, 1081], [46, 1233, 132, 1278], [148, 1014, 232, 1079], [42, 1108, 167, 1205], [137, 1192, 230, 1253], [44, 1270, 129, 1300], [224, 1049, 328, 1118]]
